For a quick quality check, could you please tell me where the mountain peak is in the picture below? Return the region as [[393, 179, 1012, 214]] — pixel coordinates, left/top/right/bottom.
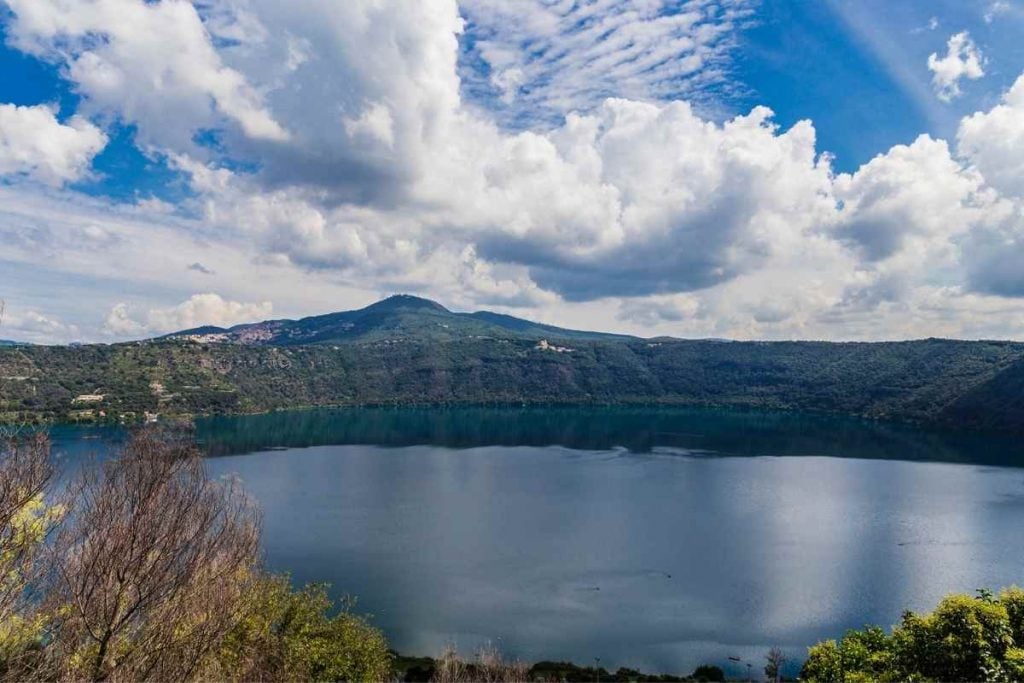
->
[[163, 294, 633, 346], [363, 294, 449, 314]]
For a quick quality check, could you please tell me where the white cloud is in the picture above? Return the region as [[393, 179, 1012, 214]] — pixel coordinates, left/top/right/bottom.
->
[[834, 135, 983, 261], [3, 0, 288, 150], [0, 307, 80, 344], [985, 1, 1012, 23], [102, 303, 147, 337], [0, 104, 106, 185], [958, 74, 1024, 198], [104, 294, 273, 337], [927, 31, 985, 102], [4, 0, 1024, 343], [458, 0, 754, 126], [171, 99, 835, 304], [464, 102, 836, 300]]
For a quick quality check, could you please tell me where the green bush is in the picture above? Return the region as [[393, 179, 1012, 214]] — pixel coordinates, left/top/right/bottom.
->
[[802, 588, 1024, 682], [692, 663, 725, 681], [214, 575, 392, 682]]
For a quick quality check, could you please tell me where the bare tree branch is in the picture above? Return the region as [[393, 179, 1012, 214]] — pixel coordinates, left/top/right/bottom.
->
[[48, 427, 260, 682]]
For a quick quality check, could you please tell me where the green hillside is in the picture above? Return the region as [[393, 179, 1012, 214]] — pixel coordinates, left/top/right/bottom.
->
[[2, 332, 1022, 432]]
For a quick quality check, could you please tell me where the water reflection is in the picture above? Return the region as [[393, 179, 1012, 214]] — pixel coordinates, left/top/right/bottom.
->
[[202, 443, 1024, 676], [47, 408, 1024, 677], [196, 405, 1024, 466]]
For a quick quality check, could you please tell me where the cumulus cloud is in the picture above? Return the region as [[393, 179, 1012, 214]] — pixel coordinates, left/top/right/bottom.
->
[[3, 0, 288, 151], [102, 303, 147, 337], [958, 74, 1024, 198], [961, 208, 1024, 297], [103, 294, 273, 337], [172, 99, 836, 304], [0, 104, 107, 185], [4, 0, 1024, 343], [834, 135, 982, 262], [470, 102, 835, 300], [927, 32, 985, 102], [0, 307, 80, 344]]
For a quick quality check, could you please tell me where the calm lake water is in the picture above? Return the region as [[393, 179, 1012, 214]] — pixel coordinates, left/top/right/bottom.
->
[[51, 407, 1024, 677]]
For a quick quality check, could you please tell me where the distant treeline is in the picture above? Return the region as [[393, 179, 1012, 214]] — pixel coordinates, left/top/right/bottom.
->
[[2, 336, 1023, 432]]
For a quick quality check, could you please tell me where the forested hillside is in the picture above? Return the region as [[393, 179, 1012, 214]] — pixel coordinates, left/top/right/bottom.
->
[[2, 335, 1022, 432]]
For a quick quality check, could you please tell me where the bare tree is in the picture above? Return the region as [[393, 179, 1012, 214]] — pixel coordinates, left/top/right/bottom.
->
[[48, 428, 260, 681], [432, 643, 528, 683], [765, 646, 786, 683], [473, 642, 529, 683], [432, 645, 469, 683]]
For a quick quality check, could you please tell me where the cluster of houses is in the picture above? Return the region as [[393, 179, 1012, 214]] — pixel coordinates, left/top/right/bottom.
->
[[70, 392, 158, 423]]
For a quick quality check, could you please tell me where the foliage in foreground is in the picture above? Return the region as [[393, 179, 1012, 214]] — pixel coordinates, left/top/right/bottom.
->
[[395, 648, 720, 682], [802, 588, 1024, 682], [215, 576, 392, 681], [0, 428, 391, 682]]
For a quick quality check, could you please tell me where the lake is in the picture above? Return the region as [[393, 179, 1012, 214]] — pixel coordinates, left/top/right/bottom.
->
[[51, 406, 1024, 677]]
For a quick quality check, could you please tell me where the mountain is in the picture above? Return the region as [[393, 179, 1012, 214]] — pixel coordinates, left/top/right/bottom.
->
[[0, 340, 24, 347], [165, 294, 635, 345], [5, 295, 1024, 433]]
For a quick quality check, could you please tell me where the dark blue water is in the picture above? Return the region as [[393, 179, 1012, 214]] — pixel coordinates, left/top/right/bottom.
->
[[49, 407, 1024, 677]]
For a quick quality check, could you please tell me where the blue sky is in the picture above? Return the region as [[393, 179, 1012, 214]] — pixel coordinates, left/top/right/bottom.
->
[[458, 0, 1024, 172], [5, 1, 1021, 198], [0, 37, 191, 203], [1, 0, 1024, 344], [737, 0, 1024, 171]]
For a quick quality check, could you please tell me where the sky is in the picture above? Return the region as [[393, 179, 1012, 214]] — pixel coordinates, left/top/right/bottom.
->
[[1, 0, 1023, 344]]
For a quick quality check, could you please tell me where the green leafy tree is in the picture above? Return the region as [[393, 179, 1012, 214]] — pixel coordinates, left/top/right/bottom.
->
[[892, 594, 1013, 681], [691, 663, 725, 682], [214, 575, 392, 682], [801, 626, 895, 683], [0, 433, 61, 676], [1001, 586, 1024, 646], [803, 590, 1024, 682]]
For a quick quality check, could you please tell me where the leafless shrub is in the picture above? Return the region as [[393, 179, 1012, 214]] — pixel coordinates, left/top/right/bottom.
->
[[47, 427, 261, 681], [432, 642, 528, 683], [765, 645, 786, 683], [432, 645, 469, 683]]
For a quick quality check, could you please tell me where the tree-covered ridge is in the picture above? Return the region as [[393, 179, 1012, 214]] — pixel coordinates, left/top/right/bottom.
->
[[2, 335, 1024, 431]]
